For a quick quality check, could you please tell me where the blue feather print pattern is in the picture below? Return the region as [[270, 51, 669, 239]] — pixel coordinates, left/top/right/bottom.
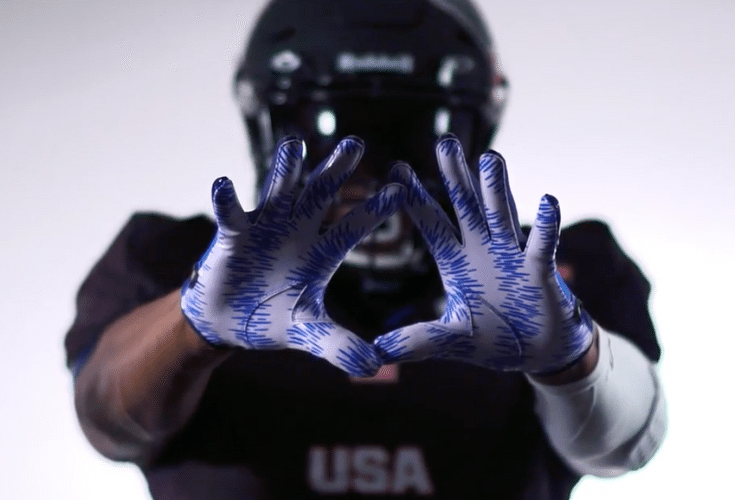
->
[[376, 135, 593, 374], [181, 136, 405, 377]]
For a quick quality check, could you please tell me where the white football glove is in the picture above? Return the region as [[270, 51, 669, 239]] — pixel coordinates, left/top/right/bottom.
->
[[375, 136, 594, 374], [181, 136, 405, 376]]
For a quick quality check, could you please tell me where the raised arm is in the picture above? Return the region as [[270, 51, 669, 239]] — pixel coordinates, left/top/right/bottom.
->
[[376, 135, 666, 476], [74, 290, 232, 466]]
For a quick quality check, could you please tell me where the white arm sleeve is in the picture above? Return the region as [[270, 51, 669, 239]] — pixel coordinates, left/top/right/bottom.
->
[[526, 326, 667, 477]]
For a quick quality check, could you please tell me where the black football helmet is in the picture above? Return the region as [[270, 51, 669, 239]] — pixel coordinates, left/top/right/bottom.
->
[[233, 0, 507, 299], [235, 0, 507, 183]]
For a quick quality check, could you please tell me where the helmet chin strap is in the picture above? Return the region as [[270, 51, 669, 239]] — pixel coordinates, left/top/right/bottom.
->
[[343, 213, 423, 270], [343, 219, 432, 293], [344, 245, 427, 294], [326, 225, 444, 336], [343, 240, 422, 269]]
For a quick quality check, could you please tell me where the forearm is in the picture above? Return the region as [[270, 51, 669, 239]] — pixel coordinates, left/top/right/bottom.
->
[[527, 326, 666, 477], [74, 289, 233, 465]]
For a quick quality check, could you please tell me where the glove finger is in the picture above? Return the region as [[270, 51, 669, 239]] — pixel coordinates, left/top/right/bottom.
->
[[388, 162, 460, 261], [252, 136, 303, 223], [320, 182, 406, 265], [524, 194, 578, 313], [287, 323, 382, 377], [525, 194, 561, 265], [478, 151, 523, 249], [211, 177, 248, 234], [295, 136, 364, 228], [434, 135, 487, 247]]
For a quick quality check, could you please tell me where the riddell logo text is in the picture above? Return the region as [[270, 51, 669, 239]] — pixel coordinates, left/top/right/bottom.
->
[[307, 445, 434, 495], [336, 53, 415, 74]]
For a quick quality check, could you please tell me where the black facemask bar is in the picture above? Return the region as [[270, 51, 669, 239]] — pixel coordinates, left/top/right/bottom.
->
[[264, 95, 484, 198]]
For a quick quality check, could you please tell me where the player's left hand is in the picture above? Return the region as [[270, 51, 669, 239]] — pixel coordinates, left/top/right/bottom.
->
[[375, 135, 594, 375]]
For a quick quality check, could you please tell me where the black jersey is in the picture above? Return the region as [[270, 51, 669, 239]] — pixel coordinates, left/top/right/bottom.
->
[[65, 213, 660, 499]]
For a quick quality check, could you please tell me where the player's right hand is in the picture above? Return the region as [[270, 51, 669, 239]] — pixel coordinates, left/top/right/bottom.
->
[[180, 136, 405, 377]]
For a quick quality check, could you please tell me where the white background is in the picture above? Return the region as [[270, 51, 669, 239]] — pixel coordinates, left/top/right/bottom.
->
[[2, 0, 734, 498]]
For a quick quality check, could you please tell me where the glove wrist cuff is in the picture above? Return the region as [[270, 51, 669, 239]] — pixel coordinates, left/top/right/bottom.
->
[[530, 323, 599, 384]]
